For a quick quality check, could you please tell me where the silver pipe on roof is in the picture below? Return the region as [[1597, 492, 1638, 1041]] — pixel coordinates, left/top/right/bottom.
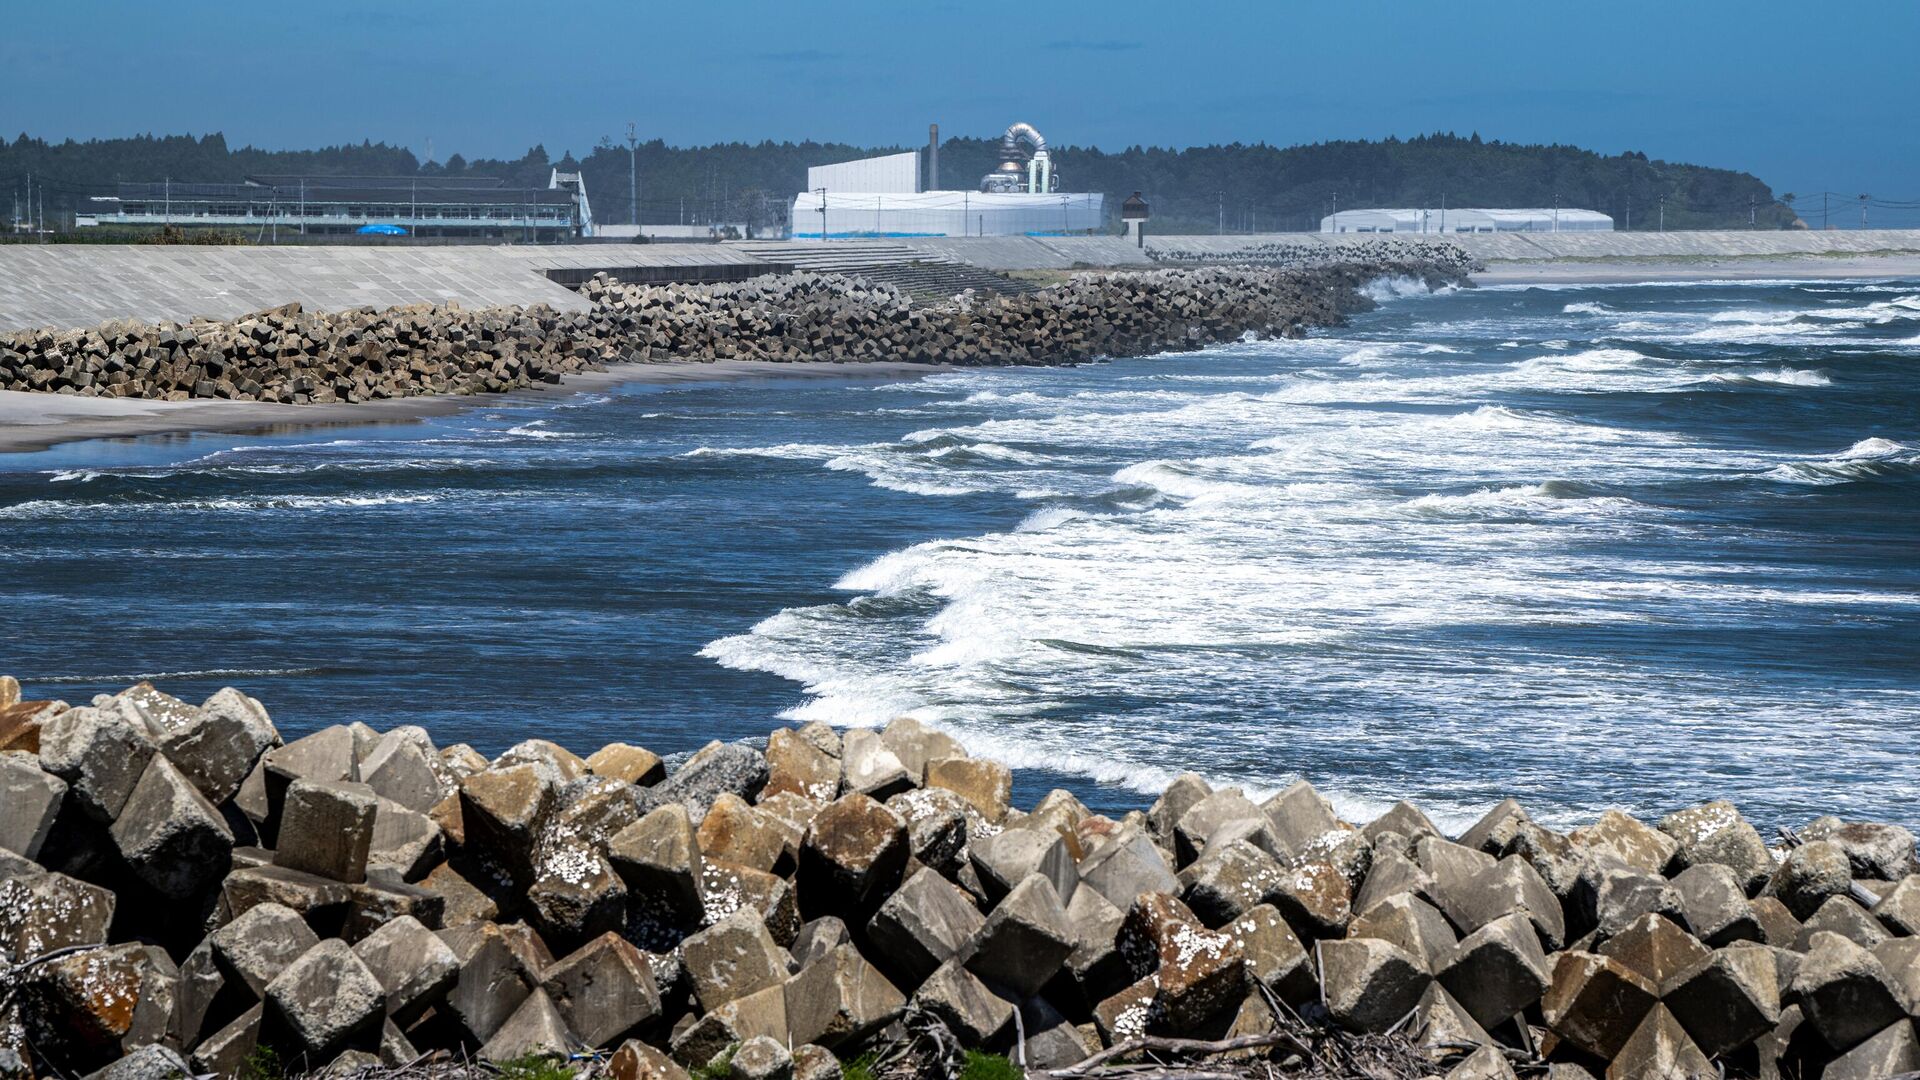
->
[[1000, 123, 1047, 162]]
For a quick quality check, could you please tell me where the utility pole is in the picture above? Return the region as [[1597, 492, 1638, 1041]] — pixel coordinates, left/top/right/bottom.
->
[[1824, 192, 1829, 230], [1659, 194, 1666, 232], [1860, 194, 1870, 228], [1331, 191, 1338, 231], [1749, 194, 1756, 228], [626, 122, 639, 231], [1553, 191, 1559, 233], [815, 187, 827, 240], [1217, 191, 1224, 235], [1440, 193, 1446, 233], [165, 177, 171, 225]]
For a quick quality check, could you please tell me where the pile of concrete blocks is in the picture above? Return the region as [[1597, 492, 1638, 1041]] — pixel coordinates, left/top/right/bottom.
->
[[8, 674, 1907, 1079], [0, 248, 1474, 405]]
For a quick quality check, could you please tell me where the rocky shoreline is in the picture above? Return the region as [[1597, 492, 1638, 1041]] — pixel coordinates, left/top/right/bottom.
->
[[3, 678, 1918, 1080], [0, 240, 1474, 406]]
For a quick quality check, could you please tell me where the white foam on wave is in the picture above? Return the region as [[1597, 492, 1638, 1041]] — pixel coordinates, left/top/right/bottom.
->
[[28, 666, 326, 685], [506, 421, 580, 440], [1361, 275, 1449, 302], [1767, 438, 1920, 485], [1703, 367, 1833, 388], [1562, 301, 1613, 315], [0, 492, 450, 519]]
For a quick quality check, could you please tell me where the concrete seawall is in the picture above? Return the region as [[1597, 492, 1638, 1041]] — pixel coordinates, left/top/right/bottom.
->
[[6, 229, 1920, 332]]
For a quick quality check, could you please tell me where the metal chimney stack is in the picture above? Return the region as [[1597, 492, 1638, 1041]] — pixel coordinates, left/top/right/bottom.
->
[[927, 124, 939, 192]]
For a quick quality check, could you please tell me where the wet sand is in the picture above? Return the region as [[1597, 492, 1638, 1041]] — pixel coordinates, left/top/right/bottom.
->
[[0, 359, 952, 454]]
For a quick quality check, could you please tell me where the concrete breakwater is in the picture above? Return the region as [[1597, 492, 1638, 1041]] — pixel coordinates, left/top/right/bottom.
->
[[3, 678, 1918, 1079], [0, 242, 1471, 406]]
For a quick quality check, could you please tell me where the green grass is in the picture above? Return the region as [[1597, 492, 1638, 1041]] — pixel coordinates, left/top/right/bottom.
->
[[959, 1050, 1025, 1080], [687, 1044, 736, 1080], [840, 1050, 881, 1080], [239, 1045, 284, 1080], [493, 1053, 576, 1080]]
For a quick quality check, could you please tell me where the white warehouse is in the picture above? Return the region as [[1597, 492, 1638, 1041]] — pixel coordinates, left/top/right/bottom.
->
[[791, 122, 1105, 238], [1322, 207, 1614, 234]]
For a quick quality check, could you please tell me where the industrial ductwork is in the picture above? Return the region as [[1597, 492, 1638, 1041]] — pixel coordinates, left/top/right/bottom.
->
[[982, 122, 1057, 194]]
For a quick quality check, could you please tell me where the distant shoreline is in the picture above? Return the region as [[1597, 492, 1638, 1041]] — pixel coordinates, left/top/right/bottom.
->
[[0, 359, 954, 455], [1474, 252, 1920, 285]]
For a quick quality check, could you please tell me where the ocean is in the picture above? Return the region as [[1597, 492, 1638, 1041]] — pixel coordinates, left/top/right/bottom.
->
[[3, 277, 1917, 833]]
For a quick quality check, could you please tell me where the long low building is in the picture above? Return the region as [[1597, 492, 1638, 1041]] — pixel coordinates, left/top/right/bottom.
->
[[79, 173, 589, 240], [788, 190, 1105, 239], [1323, 207, 1614, 234]]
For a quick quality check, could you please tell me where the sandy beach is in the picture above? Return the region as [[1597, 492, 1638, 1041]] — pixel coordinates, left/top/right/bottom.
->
[[0, 359, 952, 454]]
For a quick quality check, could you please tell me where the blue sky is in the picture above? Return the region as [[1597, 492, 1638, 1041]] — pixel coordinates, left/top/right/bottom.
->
[[9, 0, 1917, 223]]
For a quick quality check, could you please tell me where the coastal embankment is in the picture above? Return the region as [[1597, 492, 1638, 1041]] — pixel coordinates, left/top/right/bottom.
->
[[2, 675, 1913, 1079], [0, 240, 1474, 452]]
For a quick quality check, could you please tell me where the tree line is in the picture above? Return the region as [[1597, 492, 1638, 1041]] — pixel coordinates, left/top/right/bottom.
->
[[1, 130, 1795, 234]]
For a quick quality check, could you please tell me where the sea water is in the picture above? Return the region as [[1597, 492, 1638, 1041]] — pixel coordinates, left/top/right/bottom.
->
[[3, 279, 1917, 831]]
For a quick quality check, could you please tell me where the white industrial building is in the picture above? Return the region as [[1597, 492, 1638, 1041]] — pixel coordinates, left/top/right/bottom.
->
[[1322, 208, 1614, 234], [790, 123, 1105, 238]]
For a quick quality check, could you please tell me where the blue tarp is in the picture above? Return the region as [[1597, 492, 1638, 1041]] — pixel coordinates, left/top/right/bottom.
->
[[357, 224, 408, 235]]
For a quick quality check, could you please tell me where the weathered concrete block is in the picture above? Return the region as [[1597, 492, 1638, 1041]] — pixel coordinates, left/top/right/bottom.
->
[[458, 764, 557, 884], [878, 716, 962, 781], [698, 792, 788, 874], [1261, 780, 1345, 858], [190, 1004, 262, 1077], [212, 901, 320, 997], [866, 866, 984, 988], [1264, 857, 1353, 941], [1224, 903, 1316, 1005], [1765, 840, 1853, 921], [587, 742, 667, 787], [1318, 937, 1430, 1033], [1079, 827, 1180, 910], [263, 939, 385, 1063], [1540, 950, 1658, 1060], [357, 734, 444, 814], [840, 730, 913, 800], [1605, 1004, 1711, 1080], [797, 794, 908, 922], [273, 779, 378, 884], [783, 942, 904, 1050], [366, 798, 443, 882], [610, 802, 706, 930], [1824, 1018, 1920, 1080], [1663, 943, 1779, 1057], [1659, 801, 1773, 895], [528, 838, 628, 952], [682, 908, 789, 1010], [84, 1043, 194, 1080], [1348, 891, 1456, 972], [37, 705, 155, 823], [701, 858, 800, 946], [789, 1043, 841, 1080], [1352, 847, 1438, 917], [1597, 913, 1710, 989], [728, 1034, 792, 1080], [925, 756, 1011, 824], [884, 788, 970, 874], [494, 738, 588, 784], [649, 740, 767, 822], [764, 729, 840, 802], [541, 931, 660, 1048], [23, 943, 176, 1071], [418, 859, 499, 928], [670, 983, 787, 1069], [611, 1039, 692, 1080], [1114, 892, 1247, 1030], [478, 988, 575, 1063], [1437, 912, 1550, 1029], [1789, 930, 1909, 1052], [1671, 863, 1762, 946], [1443, 854, 1566, 950], [0, 871, 115, 962], [912, 959, 1015, 1047], [1146, 772, 1211, 846], [963, 873, 1076, 998], [352, 914, 457, 1024], [1802, 817, 1920, 881], [971, 826, 1076, 906], [436, 921, 545, 1044], [0, 756, 64, 860], [1364, 800, 1441, 844], [1174, 788, 1263, 866], [109, 752, 234, 899], [1571, 810, 1678, 876], [1458, 798, 1532, 857], [1180, 837, 1283, 927], [1796, 893, 1888, 950]]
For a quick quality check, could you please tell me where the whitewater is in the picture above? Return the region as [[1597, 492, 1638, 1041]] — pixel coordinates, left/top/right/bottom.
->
[[3, 278, 1918, 832]]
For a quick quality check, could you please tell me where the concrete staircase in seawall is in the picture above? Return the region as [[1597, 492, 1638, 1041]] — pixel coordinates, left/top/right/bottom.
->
[[730, 241, 1039, 303]]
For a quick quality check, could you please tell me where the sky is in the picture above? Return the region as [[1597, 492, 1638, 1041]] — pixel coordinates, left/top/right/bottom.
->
[[8, 0, 1918, 224]]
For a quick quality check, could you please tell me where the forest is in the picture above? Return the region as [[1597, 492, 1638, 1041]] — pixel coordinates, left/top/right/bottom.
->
[[0, 130, 1796, 235]]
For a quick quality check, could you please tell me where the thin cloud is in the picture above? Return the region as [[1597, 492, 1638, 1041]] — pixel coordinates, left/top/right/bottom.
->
[[1044, 39, 1143, 52], [754, 49, 842, 63]]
